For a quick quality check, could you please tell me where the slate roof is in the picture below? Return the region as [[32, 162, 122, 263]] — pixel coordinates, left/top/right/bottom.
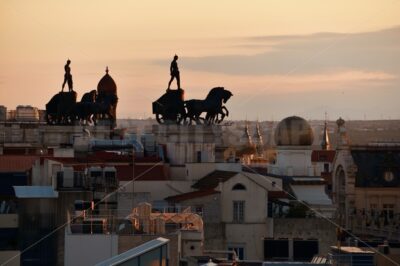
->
[[351, 149, 400, 187], [165, 189, 219, 202], [13, 186, 58, 198], [191, 170, 238, 189], [115, 164, 167, 181]]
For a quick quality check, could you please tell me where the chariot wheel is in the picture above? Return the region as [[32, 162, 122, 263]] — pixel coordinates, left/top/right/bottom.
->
[[176, 112, 186, 125], [195, 117, 206, 125], [156, 113, 166, 124]]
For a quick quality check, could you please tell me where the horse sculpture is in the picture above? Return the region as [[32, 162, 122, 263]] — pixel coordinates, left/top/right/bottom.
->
[[45, 91, 77, 124], [185, 87, 233, 125], [92, 93, 118, 124], [69, 90, 98, 124]]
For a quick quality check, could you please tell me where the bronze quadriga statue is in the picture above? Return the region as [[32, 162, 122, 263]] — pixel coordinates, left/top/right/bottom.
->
[[153, 87, 233, 125], [45, 90, 117, 126], [45, 65, 118, 126]]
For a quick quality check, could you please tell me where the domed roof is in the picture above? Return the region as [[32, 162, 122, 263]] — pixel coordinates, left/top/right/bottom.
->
[[97, 67, 117, 95], [275, 116, 314, 146]]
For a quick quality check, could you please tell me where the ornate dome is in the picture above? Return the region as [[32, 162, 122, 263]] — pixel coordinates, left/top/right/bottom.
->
[[275, 116, 314, 146], [97, 67, 117, 95]]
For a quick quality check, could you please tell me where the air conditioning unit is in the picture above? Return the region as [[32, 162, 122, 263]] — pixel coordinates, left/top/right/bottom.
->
[[63, 166, 74, 187], [103, 166, 117, 187], [74, 172, 85, 188], [89, 166, 103, 186]]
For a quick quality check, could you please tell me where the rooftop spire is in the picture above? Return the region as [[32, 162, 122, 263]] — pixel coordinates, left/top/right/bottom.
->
[[105, 66, 109, 74], [321, 112, 331, 150], [321, 121, 331, 150], [241, 121, 253, 145]]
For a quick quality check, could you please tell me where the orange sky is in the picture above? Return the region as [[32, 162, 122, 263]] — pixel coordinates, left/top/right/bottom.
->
[[1, 0, 400, 120]]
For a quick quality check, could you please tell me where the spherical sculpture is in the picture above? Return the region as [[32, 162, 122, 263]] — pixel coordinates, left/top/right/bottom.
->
[[275, 116, 314, 146]]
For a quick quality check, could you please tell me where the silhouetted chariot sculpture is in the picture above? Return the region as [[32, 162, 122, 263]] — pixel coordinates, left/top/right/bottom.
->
[[45, 64, 118, 126], [152, 87, 233, 125], [45, 90, 117, 125]]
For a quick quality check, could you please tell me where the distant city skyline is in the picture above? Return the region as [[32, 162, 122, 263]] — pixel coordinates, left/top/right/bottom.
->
[[1, 0, 400, 120]]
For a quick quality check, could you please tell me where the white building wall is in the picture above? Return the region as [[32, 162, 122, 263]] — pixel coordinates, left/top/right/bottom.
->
[[0, 251, 20, 266], [166, 143, 215, 165], [225, 223, 268, 260], [272, 149, 313, 176], [221, 174, 268, 223], [219, 174, 271, 260]]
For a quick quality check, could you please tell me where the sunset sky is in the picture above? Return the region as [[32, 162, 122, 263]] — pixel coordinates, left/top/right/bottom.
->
[[1, 0, 400, 120]]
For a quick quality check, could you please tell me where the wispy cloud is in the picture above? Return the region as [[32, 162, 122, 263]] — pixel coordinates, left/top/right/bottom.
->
[[180, 26, 400, 76]]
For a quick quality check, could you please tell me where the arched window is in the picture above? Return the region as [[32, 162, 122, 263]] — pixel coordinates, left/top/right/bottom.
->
[[232, 183, 246, 191]]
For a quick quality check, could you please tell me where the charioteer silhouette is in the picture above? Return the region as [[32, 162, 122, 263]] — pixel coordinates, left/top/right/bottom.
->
[[152, 55, 233, 125], [167, 54, 180, 90], [62, 59, 73, 92]]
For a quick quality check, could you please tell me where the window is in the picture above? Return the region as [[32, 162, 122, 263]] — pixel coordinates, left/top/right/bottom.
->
[[383, 204, 394, 219], [383, 171, 394, 182], [233, 201, 245, 223], [264, 239, 289, 260], [193, 205, 203, 216], [324, 163, 329, 172], [319, 155, 327, 161], [228, 246, 245, 260], [197, 151, 201, 163], [232, 183, 246, 191]]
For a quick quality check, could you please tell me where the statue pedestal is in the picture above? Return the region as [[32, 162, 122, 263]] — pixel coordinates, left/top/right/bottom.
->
[[152, 125, 222, 165], [40, 125, 112, 146]]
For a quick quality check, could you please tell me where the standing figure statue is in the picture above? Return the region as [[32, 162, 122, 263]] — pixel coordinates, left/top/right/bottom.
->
[[62, 59, 73, 92], [167, 54, 181, 90]]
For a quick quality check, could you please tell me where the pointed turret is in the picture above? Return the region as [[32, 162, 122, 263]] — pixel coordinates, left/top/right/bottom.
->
[[253, 122, 263, 146], [336, 117, 349, 148], [321, 121, 331, 150], [240, 121, 253, 145]]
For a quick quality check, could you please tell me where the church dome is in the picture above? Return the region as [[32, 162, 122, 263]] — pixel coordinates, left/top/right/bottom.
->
[[275, 116, 314, 146], [97, 67, 117, 95]]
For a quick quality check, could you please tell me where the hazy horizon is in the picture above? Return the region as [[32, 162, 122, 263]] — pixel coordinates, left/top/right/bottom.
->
[[1, 0, 400, 121]]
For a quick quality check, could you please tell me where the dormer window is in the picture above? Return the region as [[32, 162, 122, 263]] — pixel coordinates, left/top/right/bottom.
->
[[232, 183, 246, 191], [383, 171, 394, 182]]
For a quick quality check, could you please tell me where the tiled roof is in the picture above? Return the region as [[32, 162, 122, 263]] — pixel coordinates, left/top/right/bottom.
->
[[48, 154, 161, 165], [242, 167, 269, 175], [268, 190, 289, 199], [115, 164, 168, 181], [165, 189, 219, 202], [192, 170, 238, 189], [311, 150, 336, 162], [0, 155, 38, 172]]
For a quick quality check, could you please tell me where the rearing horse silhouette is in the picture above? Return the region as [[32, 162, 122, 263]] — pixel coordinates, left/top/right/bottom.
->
[[185, 87, 233, 124]]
